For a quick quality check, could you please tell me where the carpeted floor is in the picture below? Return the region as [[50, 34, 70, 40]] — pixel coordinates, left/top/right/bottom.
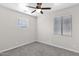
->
[[0, 42, 79, 56]]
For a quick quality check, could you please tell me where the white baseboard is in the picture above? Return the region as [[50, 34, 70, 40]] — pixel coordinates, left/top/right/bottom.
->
[[0, 41, 35, 53], [1, 40, 79, 54], [38, 41, 79, 53]]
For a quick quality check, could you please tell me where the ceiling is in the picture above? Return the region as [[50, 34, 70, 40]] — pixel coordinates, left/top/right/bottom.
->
[[0, 3, 78, 17]]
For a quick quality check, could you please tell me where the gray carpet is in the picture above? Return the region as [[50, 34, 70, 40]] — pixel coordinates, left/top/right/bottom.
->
[[0, 42, 79, 56]]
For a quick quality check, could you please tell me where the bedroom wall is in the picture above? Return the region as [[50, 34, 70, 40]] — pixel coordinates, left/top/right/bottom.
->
[[0, 6, 37, 52], [37, 4, 79, 53]]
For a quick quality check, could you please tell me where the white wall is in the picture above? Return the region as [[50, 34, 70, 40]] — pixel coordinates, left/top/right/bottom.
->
[[37, 4, 79, 53], [0, 6, 37, 52]]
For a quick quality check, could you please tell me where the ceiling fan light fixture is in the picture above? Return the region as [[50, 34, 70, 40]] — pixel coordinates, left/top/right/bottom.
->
[[36, 9, 41, 13]]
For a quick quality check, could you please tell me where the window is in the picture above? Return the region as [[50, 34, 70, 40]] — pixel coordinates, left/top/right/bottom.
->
[[54, 16, 62, 35], [54, 15, 72, 36], [17, 17, 27, 28]]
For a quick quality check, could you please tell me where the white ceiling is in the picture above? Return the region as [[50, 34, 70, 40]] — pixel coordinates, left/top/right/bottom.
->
[[0, 3, 78, 17]]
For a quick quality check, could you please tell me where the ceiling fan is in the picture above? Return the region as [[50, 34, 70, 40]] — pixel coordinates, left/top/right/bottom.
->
[[27, 3, 51, 14]]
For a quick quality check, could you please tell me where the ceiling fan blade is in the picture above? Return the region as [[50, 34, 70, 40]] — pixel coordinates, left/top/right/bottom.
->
[[41, 8, 51, 10], [31, 10, 36, 13], [27, 6, 36, 9], [40, 11, 43, 14]]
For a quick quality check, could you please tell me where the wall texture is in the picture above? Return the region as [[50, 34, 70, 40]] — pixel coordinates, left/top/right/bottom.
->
[[0, 6, 37, 52], [37, 4, 79, 53]]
